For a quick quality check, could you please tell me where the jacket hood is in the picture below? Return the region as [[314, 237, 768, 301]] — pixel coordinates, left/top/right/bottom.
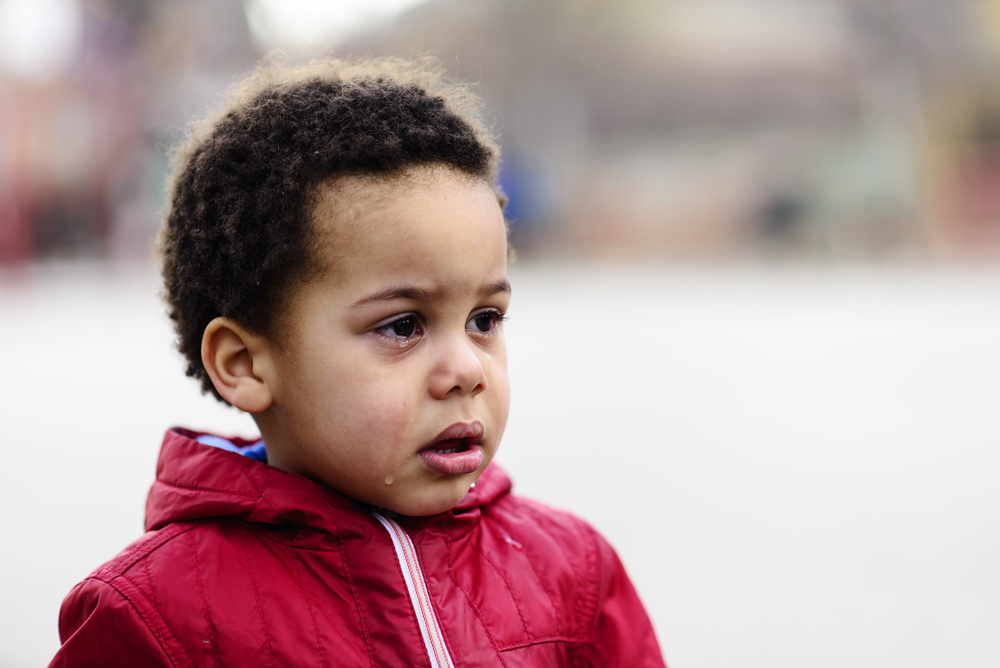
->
[[145, 427, 513, 535]]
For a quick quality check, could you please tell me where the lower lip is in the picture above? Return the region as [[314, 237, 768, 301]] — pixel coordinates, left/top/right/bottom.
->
[[419, 444, 483, 476]]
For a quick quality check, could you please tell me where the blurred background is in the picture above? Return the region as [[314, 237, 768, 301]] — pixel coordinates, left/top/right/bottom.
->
[[7, 0, 1000, 261], [2, 0, 1000, 666]]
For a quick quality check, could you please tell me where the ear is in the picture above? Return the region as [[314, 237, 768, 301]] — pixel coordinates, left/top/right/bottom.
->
[[201, 317, 274, 413]]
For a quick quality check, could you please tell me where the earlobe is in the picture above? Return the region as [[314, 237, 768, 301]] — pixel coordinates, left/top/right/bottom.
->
[[201, 317, 273, 413]]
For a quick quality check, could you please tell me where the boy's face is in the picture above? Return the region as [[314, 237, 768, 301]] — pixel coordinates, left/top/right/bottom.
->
[[256, 168, 510, 517]]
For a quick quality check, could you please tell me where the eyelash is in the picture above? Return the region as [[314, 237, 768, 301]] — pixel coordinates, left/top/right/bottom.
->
[[372, 309, 506, 345], [467, 309, 506, 335], [374, 314, 423, 343]]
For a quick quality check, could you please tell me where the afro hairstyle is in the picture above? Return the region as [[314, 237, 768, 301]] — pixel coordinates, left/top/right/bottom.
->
[[158, 55, 503, 402]]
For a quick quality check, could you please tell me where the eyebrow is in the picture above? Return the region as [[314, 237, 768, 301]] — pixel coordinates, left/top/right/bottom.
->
[[482, 279, 512, 297], [350, 279, 510, 308]]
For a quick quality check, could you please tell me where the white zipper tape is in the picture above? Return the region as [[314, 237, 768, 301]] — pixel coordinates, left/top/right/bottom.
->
[[372, 512, 456, 668]]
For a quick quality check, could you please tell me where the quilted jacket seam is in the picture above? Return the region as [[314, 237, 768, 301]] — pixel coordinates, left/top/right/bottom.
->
[[189, 529, 222, 668], [472, 543, 532, 638], [238, 524, 276, 668], [517, 544, 566, 635], [489, 501, 565, 635], [440, 526, 510, 668], [238, 457, 284, 516], [239, 523, 339, 551], [499, 636, 586, 651], [111, 522, 204, 575], [153, 479, 259, 498], [311, 486, 377, 668], [91, 573, 193, 668], [578, 520, 602, 640], [578, 521, 607, 668], [289, 549, 329, 668]]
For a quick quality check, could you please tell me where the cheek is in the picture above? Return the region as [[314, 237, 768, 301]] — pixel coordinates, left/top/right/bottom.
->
[[343, 365, 424, 446], [286, 351, 410, 426], [487, 351, 511, 423]]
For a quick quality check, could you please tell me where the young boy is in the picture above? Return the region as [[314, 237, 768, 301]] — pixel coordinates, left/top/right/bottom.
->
[[50, 57, 665, 667]]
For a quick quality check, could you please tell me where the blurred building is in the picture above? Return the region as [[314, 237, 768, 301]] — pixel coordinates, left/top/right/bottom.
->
[[3, 0, 1000, 263], [345, 0, 1000, 260]]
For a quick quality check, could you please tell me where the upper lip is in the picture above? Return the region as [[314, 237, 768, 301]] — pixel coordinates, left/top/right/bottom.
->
[[424, 422, 485, 449]]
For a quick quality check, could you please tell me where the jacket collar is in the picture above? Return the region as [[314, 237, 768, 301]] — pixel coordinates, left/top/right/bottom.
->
[[146, 427, 512, 539]]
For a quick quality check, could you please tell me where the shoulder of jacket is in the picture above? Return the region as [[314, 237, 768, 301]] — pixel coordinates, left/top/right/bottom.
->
[[482, 495, 665, 664], [54, 519, 243, 667], [487, 492, 601, 549], [475, 493, 619, 646], [482, 493, 606, 588], [90, 520, 206, 581], [55, 561, 196, 667]]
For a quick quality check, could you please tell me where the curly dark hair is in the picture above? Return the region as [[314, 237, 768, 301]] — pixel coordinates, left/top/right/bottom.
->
[[159, 56, 502, 402]]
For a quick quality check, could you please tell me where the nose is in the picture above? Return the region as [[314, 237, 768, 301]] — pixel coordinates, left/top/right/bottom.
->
[[428, 333, 488, 399]]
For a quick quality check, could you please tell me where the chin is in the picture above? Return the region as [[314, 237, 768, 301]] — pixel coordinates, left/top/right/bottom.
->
[[385, 481, 471, 518]]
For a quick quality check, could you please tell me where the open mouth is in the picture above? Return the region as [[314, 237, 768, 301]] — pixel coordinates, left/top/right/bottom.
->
[[419, 423, 484, 475], [426, 438, 473, 455]]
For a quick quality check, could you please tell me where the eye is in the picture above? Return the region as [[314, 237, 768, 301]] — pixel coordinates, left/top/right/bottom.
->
[[467, 310, 505, 335], [375, 314, 423, 341]]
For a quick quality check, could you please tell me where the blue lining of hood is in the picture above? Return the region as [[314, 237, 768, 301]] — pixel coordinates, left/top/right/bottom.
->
[[195, 434, 268, 463]]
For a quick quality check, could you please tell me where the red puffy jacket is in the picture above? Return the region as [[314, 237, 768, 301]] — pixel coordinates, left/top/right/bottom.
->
[[50, 428, 666, 667]]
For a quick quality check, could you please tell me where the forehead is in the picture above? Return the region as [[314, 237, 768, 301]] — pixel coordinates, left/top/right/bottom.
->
[[307, 168, 508, 293]]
